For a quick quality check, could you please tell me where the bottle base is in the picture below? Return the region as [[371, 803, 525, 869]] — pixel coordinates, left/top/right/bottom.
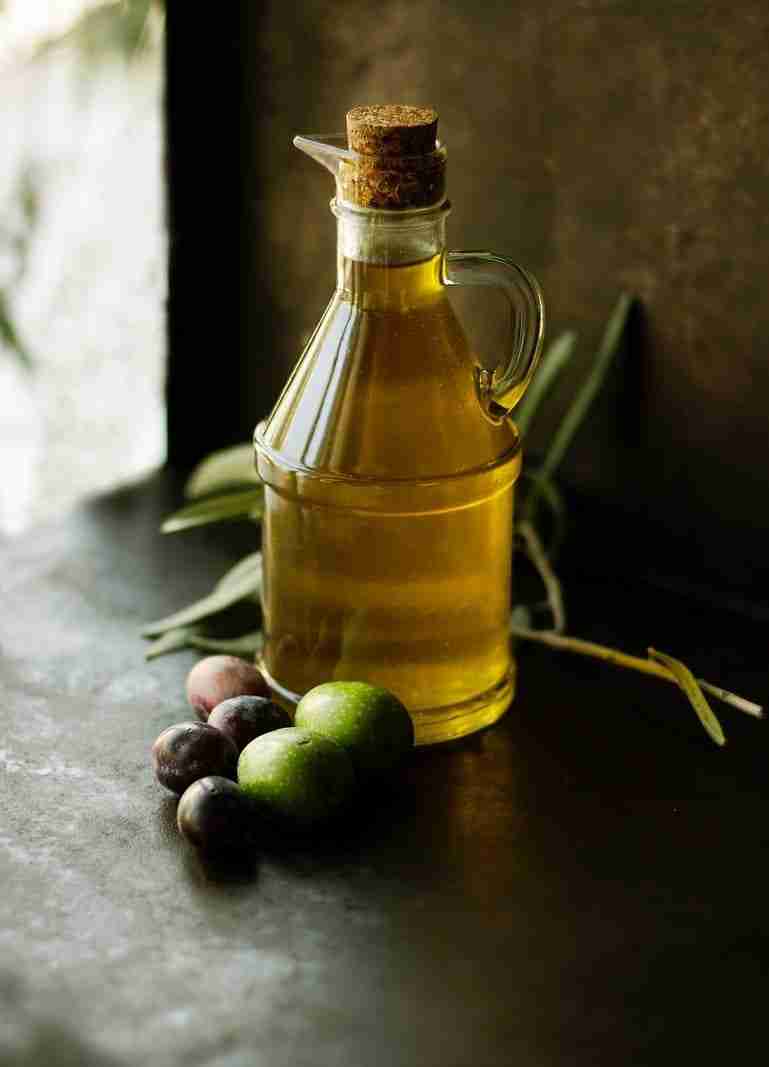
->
[[410, 668, 514, 745], [259, 662, 515, 747]]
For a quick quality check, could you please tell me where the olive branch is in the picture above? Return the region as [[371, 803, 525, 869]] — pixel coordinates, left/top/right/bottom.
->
[[142, 294, 762, 745]]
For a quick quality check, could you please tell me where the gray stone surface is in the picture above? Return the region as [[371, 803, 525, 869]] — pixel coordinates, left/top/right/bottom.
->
[[1, 474, 768, 1066]]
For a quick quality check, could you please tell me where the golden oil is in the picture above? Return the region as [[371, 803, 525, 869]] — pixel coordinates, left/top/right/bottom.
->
[[255, 252, 521, 744]]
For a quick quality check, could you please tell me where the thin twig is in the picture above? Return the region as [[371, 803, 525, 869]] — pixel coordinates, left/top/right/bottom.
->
[[519, 472, 567, 556], [517, 520, 566, 633], [697, 680, 762, 718], [509, 624, 763, 719]]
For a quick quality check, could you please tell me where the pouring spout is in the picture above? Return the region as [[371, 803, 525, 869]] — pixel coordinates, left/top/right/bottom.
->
[[293, 134, 353, 181]]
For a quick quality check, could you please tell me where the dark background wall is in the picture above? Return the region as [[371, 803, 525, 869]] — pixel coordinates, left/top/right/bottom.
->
[[167, 1, 769, 607]]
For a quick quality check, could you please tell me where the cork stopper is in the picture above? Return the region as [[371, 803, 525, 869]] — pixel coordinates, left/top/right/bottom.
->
[[340, 104, 445, 210], [346, 105, 438, 157]]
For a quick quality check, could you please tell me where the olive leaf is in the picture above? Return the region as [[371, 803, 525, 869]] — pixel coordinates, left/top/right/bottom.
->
[[144, 626, 202, 661], [515, 330, 578, 437], [161, 489, 263, 534], [141, 557, 262, 637], [648, 648, 726, 747], [522, 294, 632, 528], [214, 552, 263, 594], [144, 626, 264, 662], [508, 625, 758, 729], [538, 293, 632, 483], [184, 443, 261, 500], [187, 631, 264, 657]]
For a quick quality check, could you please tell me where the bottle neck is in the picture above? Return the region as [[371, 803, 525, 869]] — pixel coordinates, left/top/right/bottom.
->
[[333, 199, 449, 309]]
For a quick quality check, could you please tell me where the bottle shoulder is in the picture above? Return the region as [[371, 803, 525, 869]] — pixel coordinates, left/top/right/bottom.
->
[[259, 287, 519, 481]]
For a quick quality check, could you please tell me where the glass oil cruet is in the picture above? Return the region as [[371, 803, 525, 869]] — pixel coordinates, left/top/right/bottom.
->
[[254, 105, 545, 744]]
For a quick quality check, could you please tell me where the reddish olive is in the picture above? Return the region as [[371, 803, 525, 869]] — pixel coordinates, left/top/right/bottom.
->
[[185, 655, 269, 719]]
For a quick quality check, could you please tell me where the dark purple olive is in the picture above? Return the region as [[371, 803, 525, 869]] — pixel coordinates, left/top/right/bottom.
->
[[176, 776, 254, 851], [151, 722, 238, 795], [207, 696, 291, 753], [185, 655, 269, 719]]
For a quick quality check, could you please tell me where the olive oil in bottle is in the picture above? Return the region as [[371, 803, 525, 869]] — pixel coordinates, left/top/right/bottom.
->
[[255, 106, 543, 744]]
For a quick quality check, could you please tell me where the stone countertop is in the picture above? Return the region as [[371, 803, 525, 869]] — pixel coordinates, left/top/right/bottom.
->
[[1, 472, 767, 1067]]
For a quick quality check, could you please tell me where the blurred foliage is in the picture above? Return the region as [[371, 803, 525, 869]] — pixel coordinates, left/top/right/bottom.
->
[[18, 166, 39, 230], [0, 292, 31, 369], [65, 0, 163, 61], [0, 167, 39, 369], [31, 0, 164, 64], [0, 1, 165, 370]]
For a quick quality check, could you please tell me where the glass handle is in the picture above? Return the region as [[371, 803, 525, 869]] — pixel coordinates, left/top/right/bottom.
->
[[442, 250, 545, 421]]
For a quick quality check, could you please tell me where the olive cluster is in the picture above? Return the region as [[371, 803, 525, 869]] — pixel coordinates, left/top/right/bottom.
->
[[151, 655, 289, 852], [151, 658, 416, 855]]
